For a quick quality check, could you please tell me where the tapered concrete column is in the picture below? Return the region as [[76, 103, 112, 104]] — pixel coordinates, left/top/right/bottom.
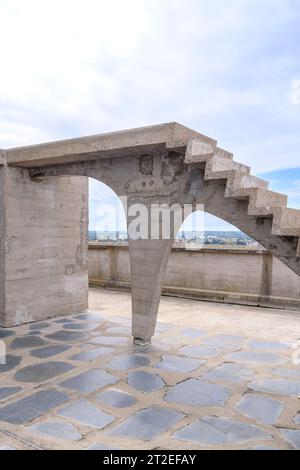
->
[[129, 238, 173, 345]]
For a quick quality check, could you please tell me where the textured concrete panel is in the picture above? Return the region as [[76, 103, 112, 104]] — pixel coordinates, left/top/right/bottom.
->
[[1, 166, 88, 327]]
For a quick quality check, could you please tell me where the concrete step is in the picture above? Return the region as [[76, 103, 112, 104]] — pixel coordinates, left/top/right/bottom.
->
[[225, 173, 269, 196], [271, 207, 300, 235], [247, 188, 288, 215]]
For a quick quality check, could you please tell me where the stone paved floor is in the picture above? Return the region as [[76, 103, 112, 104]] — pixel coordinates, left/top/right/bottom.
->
[[0, 288, 300, 450]]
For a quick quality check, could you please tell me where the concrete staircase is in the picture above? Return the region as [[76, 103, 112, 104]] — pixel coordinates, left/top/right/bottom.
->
[[185, 139, 300, 259]]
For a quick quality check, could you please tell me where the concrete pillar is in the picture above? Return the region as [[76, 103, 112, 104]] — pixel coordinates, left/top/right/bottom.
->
[[0, 163, 88, 327], [129, 238, 173, 344]]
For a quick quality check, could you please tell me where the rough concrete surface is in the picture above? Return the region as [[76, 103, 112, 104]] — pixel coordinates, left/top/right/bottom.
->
[[1, 123, 300, 343]]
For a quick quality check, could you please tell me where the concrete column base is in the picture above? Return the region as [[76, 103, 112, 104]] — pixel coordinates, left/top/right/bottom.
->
[[129, 238, 174, 342], [133, 337, 152, 346]]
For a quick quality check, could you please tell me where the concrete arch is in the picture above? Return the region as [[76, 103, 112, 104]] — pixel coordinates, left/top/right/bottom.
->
[[2, 123, 299, 342]]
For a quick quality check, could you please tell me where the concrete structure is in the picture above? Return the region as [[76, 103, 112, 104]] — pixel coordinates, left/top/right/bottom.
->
[[88, 243, 300, 310], [1, 123, 300, 343]]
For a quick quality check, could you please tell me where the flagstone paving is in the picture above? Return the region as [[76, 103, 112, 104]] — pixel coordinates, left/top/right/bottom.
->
[[107, 406, 184, 440], [235, 393, 283, 425], [96, 388, 137, 408], [248, 378, 300, 396], [127, 370, 165, 393], [60, 369, 117, 393], [0, 387, 22, 401], [14, 361, 74, 383], [0, 288, 299, 450], [58, 398, 115, 429], [173, 416, 271, 445], [29, 421, 81, 441], [202, 363, 255, 384], [165, 378, 231, 406]]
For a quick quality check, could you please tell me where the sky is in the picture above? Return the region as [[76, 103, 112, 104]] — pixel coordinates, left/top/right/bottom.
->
[[0, 0, 299, 232]]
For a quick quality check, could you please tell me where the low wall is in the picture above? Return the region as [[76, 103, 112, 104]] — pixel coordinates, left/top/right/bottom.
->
[[88, 242, 300, 310]]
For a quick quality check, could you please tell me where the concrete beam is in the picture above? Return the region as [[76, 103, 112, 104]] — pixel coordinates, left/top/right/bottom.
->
[[5, 123, 217, 168]]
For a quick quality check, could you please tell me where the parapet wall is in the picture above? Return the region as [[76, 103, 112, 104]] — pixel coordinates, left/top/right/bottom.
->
[[88, 242, 300, 310]]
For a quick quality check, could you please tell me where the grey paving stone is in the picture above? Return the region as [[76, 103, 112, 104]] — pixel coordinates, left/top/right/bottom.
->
[[155, 323, 170, 333], [252, 445, 278, 450], [160, 337, 182, 345], [202, 334, 244, 349], [179, 344, 222, 358], [248, 379, 300, 397], [165, 378, 231, 406], [202, 363, 255, 384], [105, 354, 150, 371], [60, 368, 117, 393], [46, 331, 90, 342], [110, 316, 131, 325], [26, 330, 42, 336], [281, 429, 300, 449], [294, 413, 300, 425], [54, 318, 76, 323], [89, 443, 119, 450], [0, 329, 15, 339], [108, 405, 183, 440], [235, 393, 283, 424], [74, 313, 103, 322], [181, 328, 206, 338], [272, 368, 300, 380], [30, 344, 71, 359], [106, 326, 130, 335], [225, 351, 287, 364], [0, 355, 22, 373], [29, 420, 81, 441], [248, 339, 289, 351], [155, 354, 205, 373], [96, 388, 137, 408], [173, 416, 270, 444], [29, 322, 50, 330], [58, 398, 115, 429], [0, 389, 69, 424], [14, 361, 75, 383], [89, 336, 128, 346], [127, 370, 164, 393], [63, 323, 98, 331], [10, 336, 48, 349], [70, 347, 114, 362], [0, 387, 22, 401]]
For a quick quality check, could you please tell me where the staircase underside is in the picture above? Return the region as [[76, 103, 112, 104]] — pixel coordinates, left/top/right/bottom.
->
[[185, 138, 300, 276]]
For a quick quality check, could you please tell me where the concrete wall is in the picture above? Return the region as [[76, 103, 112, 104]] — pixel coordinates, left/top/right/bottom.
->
[[0, 166, 88, 327], [88, 242, 300, 310]]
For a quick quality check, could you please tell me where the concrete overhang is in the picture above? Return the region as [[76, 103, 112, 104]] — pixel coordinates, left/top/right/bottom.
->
[[4, 122, 218, 168]]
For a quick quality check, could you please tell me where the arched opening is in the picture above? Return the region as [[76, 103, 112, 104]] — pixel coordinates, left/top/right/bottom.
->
[[176, 211, 259, 250], [89, 178, 126, 242], [87, 182, 275, 313]]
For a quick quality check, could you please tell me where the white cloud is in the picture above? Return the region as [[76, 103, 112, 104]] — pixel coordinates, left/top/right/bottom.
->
[[291, 80, 300, 105]]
